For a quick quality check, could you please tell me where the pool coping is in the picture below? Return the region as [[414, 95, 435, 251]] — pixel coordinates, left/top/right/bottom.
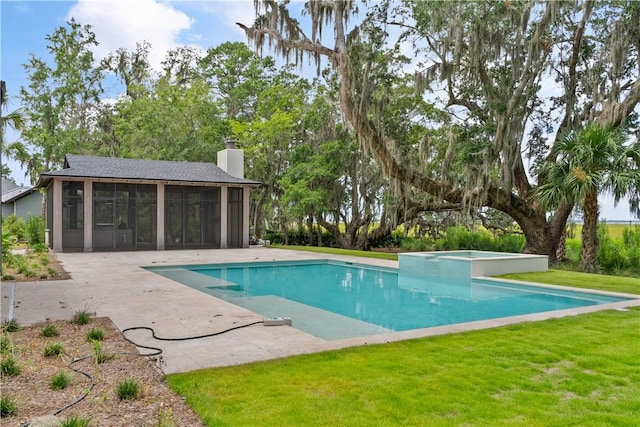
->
[[2, 247, 639, 374]]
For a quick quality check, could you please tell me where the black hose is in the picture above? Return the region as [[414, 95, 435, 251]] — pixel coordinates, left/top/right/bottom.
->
[[120, 320, 265, 357], [19, 355, 95, 427], [52, 355, 95, 416]]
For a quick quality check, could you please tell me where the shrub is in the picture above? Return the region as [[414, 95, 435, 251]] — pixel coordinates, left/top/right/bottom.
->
[[564, 239, 581, 263], [400, 238, 432, 252], [32, 243, 48, 253], [0, 395, 18, 418], [50, 371, 72, 390], [73, 309, 93, 325], [43, 342, 65, 357], [25, 214, 45, 246], [116, 378, 141, 400], [1, 319, 20, 333], [1, 214, 25, 241], [86, 328, 105, 342], [41, 323, 60, 337], [60, 415, 92, 427], [0, 356, 22, 377], [1, 230, 16, 265], [493, 233, 526, 253]]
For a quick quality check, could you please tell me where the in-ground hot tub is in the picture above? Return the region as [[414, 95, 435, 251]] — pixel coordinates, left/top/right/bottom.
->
[[398, 251, 548, 287]]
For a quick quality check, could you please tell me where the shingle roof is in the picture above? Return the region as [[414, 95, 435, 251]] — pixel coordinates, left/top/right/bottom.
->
[[38, 155, 260, 186], [2, 186, 36, 203]]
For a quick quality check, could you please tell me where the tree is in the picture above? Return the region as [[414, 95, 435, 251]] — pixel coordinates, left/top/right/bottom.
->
[[238, 0, 640, 260], [7, 19, 103, 184], [533, 124, 640, 272], [1, 81, 25, 179], [198, 42, 277, 121], [101, 41, 152, 100], [112, 76, 227, 162]]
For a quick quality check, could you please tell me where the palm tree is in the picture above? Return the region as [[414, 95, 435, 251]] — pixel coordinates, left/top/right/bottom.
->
[[1, 81, 25, 143], [534, 123, 640, 272], [1, 80, 26, 178]]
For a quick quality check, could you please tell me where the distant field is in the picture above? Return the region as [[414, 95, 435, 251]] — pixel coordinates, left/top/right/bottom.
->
[[571, 223, 639, 240]]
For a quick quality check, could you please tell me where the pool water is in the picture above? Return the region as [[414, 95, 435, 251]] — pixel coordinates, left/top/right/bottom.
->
[[146, 260, 630, 340]]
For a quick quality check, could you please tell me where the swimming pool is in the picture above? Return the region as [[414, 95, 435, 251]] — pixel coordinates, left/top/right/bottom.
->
[[146, 260, 632, 340]]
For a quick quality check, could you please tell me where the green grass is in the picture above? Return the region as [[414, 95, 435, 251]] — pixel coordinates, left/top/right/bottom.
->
[[167, 248, 640, 426], [167, 308, 640, 426], [271, 244, 398, 260], [501, 269, 640, 295]]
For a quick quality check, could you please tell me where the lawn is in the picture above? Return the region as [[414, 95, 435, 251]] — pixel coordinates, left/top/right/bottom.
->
[[166, 251, 640, 426]]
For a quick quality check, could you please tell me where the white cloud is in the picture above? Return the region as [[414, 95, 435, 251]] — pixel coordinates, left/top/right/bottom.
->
[[67, 0, 194, 70], [187, 0, 256, 40]]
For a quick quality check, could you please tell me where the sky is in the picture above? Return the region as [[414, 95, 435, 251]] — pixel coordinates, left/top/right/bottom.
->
[[0, 0, 637, 222]]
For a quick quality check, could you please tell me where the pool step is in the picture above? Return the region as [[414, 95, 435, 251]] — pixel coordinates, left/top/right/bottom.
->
[[221, 295, 393, 341]]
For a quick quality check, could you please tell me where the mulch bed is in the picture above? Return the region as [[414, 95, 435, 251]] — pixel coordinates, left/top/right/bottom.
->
[[1, 317, 205, 427]]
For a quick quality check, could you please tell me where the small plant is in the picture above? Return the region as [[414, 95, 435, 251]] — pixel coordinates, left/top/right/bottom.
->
[[60, 414, 92, 427], [0, 395, 18, 418], [116, 378, 141, 400], [2, 274, 15, 280], [0, 356, 22, 377], [47, 267, 59, 276], [0, 335, 13, 354], [50, 370, 72, 390], [43, 342, 65, 357], [1, 319, 20, 333], [155, 408, 175, 427], [41, 323, 60, 337], [92, 341, 113, 364], [39, 252, 50, 265], [86, 328, 105, 342], [73, 309, 93, 325]]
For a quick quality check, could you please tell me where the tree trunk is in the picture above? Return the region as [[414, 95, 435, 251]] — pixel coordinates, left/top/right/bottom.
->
[[556, 230, 567, 262], [580, 189, 599, 272]]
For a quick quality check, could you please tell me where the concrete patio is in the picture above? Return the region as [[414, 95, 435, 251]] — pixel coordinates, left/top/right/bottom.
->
[[2, 247, 639, 374]]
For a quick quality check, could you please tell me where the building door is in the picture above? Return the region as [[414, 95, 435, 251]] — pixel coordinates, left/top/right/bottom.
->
[[61, 181, 84, 252], [92, 183, 155, 251], [165, 185, 220, 249]]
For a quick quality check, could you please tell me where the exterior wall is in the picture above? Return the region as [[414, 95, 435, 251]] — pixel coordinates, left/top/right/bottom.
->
[[1, 192, 43, 219], [2, 203, 13, 218]]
